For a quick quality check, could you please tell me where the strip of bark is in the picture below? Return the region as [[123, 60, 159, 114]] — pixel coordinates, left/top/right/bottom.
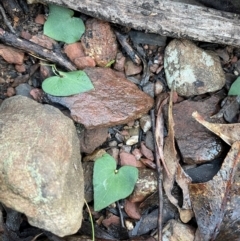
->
[[0, 28, 76, 71], [39, 0, 240, 47]]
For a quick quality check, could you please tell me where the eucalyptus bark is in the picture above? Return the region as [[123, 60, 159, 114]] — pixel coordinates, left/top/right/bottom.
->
[[38, 0, 240, 47]]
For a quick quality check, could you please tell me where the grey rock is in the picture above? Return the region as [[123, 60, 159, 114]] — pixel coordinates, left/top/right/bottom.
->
[[164, 39, 225, 97], [142, 82, 154, 98], [0, 96, 84, 237], [145, 131, 154, 151], [15, 83, 33, 98]]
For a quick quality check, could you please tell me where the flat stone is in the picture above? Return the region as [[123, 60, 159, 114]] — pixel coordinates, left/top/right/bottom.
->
[[78, 127, 109, 154], [172, 95, 225, 164], [164, 39, 225, 96], [81, 19, 117, 67], [47, 67, 154, 129], [0, 44, 24, 65], [0, 96, 84, 237]]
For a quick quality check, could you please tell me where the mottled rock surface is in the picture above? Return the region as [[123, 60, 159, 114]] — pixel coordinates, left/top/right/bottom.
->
[[81, 19, 117, 67], [47, 67, 154, 129], [164, 39, 225, 96], [0, 96, 84, 237]]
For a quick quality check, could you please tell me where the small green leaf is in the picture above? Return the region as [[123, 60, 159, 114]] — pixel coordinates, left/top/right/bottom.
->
[[228, 77, 240, 96], [42, 70, 94, 96], [93, 153, 138, 211], [44, 4, 85, 44]]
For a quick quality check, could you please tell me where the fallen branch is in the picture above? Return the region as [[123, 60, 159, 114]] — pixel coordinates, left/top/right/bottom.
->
[[39, 0, 240, 47], [0, 28, 76, 71]]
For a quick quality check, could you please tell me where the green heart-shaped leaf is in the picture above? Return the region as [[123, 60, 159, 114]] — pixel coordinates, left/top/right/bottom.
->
[[42, 70, 94, 96], [93, 153, 138, 211], [228, 76, 240, 96], [44, 4, 85, 44]]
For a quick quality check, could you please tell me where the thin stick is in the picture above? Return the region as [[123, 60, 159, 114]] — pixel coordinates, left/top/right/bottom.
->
[[117, 201, 125, 228], [150, 109, 163, 241], [0, 4, 16, 34], [0, 28, 76, 71]]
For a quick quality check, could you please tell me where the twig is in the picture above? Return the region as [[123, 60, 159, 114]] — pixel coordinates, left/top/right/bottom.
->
[[0, 4, 16, 34], [150, 109, 163, 241], [0, 28, 77, 71], [114, 30, 141, 65], [117, 201, 125, 228]]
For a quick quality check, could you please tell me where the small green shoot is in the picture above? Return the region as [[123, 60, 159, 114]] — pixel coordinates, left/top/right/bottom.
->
[[44, 4, 85, 44], [228, 76, 240, 96], [105, 60, 115, 68], [42, 65, 94, 96], [93, 153, 138, 211]]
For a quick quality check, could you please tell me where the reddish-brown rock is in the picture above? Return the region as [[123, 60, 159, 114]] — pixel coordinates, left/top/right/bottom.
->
[[81, 19, 118, 67], [120, 151, 144, 167], [74, 56, 96, 69], [172, 95, 225, 164], [47, 67, 154, 129], [15, 64, 26, 73], [125, 59, 143, 76], [35, 14, 46, 24], [114, 52, 126, 72], [79, 127, 108, 154], [64, 42, 85, 61], [0, 44, 24, 65]]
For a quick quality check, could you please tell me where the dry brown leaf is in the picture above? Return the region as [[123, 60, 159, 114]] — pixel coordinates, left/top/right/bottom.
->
[[189, 141, 240, 241], [155, 93, 170, 175], [192, 111, 240, 145], [176, 164, 193, 223], [163, 87, 193, 223]]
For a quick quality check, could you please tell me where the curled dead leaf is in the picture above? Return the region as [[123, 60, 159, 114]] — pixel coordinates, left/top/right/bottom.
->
[[192, 111, 240, 145]]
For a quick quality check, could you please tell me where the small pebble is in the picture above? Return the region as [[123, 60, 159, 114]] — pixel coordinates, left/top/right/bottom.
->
[[108, 140, 118, 147], [115, 132, 124, 143], [154, 81, 164, 96], [107, 147, 119, 161], [143, 82, 154, 98], [120, 145, 131, 153], [145, 131, 154, 151], [35, 14, 46, 25], [6, 87, 15, 97], [126, 135, 138, 145], [140, 115, 151, 133], [125, 220, 134, 231]]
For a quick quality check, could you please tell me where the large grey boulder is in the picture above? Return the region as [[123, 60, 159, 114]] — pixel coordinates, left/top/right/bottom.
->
[[0, 96, 84, 237], [164, 39, 225, 97]]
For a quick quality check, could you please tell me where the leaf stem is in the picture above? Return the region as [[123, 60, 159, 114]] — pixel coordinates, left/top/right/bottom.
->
[[84, 199, 95, 241]]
